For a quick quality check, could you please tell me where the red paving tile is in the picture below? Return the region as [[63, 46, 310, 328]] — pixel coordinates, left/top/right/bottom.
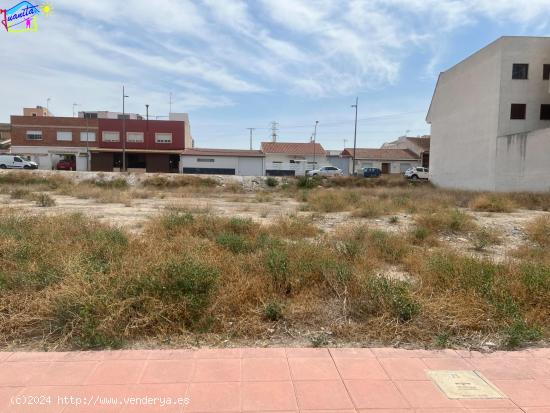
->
[[294, 380, 354, 410], [345, 379, 410, 409], [241, 381, 297, 411], [0, 361, 51, 386], [379, 357, 429, 380], [30, 361, 97, 386], [85, 360, 145, 385], [185, 382, 240, 412], [241, 358, 291, 381], [193, 358, 241, 382], [394, 380, 462, 408], [494, 379, 550, 407], [140, 359, 195, 384], [0, 348, 548, 412], [334, 357, 389, 380], [288, 357, 340, 380]]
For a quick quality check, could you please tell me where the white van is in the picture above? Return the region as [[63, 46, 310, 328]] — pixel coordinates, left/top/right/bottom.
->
[[0, 155, 38, 169]]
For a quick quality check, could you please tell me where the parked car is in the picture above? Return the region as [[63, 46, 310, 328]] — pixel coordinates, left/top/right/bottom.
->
[[56, 159, 76, 171], [404, 166, 429, 180], [0, 154, 38, 169], [306, 166, 343, 177], [362, 167, 381, 178]]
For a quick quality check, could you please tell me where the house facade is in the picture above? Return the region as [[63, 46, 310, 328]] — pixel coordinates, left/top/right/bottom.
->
[[261, 142, 327, 176], [10, 111, 189, 172], [341, 148, 420, 174], [0, 123, 11, 154], [181, 148, 265, 176], [427, 36, 550, 191], [381, 136, 430, 168]]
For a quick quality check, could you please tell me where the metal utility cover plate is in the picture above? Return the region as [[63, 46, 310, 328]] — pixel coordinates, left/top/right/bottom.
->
[[428, 370, 506, 399]]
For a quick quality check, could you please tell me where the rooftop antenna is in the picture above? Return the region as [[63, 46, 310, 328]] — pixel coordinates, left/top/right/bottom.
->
[[271, 121, 279, 142]]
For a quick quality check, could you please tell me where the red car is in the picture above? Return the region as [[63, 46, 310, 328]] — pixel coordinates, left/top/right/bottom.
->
[[56, 159, 76, 171]]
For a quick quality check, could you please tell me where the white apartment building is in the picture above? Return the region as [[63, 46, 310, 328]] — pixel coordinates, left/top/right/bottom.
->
[[427, 36, 550, 191]]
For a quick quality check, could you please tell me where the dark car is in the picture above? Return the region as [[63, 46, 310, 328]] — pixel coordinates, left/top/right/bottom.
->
[[56, 159, 76, 171], [362, 167, 381, 178]]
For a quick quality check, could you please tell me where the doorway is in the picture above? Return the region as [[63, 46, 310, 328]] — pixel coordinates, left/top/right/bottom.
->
[[381, 163, 390, 174]]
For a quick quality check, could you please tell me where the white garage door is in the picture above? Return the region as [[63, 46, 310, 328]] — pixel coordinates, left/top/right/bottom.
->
[[400, 163, 412, 172], [238, 157, 264, 176]]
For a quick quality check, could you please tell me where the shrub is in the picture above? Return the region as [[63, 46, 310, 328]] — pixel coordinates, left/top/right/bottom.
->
[[412, 226, 430, 242], [366, 277, 420, 322], [369, 230, 409, 263], [142, 175, 217, 188], [352, 202, 383, 218], [265, 177, 278, 187], [296, 176, 321, 189], [161, 211, 194, 231], [84, 177, 129, 189], [216, 232, 251, 253], [10, 188, 31, 199], [525, 216, 550, 247], [416, 208, 475, 234], [34, 193, 56, 207], [471, 228, 500, 251], [263, 301, 283, 321], [503, 319, 542, 349], [266, 247, 289, 292], [469, 194, 515, 213], [306, 191, 347, 212], [389, 216, 399, 224]]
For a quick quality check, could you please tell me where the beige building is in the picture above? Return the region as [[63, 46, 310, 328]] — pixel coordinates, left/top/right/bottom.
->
[[427, 36, 550, 191], [23, 106, 52, 117], [261, 142, 327, 176], [341, 148, 420, 174], [381, 136, 430, 167]]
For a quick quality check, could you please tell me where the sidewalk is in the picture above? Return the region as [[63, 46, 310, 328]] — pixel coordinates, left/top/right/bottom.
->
[[0, 347, 549, 412]]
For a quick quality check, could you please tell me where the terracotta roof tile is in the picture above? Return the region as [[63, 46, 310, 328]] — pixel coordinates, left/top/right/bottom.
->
[[261, 142, 325, 155], [406, 136, 430, 150]]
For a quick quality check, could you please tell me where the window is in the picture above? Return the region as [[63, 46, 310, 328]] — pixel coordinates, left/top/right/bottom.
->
[[80, 131, 96, 142], [127, 132, 144, 142], [541, 104, 550, 120], [510, 103, 527, 119], [83, 112, 98, 119], [26, 130, 42, 140], [14, 157, 22, 162], [57, 131, 72, 141], [197, 158, 215, 162], [102, 131, 120, 142], [544, 64, 550, 80], [117, 114, 130, 120], [512, 63, 529, 79], [155, 133, 172, 143], [32, 113, 37, 117]]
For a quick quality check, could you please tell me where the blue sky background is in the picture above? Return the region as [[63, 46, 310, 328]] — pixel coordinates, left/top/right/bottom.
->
[[1, 0, 549, 149]]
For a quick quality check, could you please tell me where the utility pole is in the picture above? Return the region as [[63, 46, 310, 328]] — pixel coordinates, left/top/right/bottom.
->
[[122, 86, 129, 172], [312, 120, 318, 166], [145, 104, 149, 131], [246, 128, 255, 150], [46, 98, 51, 115], [271, 121, 279, 142], [343, 138, 348, 149], [351, 97, 358, 175]]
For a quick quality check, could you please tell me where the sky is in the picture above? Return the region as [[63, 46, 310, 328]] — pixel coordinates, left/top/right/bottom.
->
[[1, 0, 549, 150]]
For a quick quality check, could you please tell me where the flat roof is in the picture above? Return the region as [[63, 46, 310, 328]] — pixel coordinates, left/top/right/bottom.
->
[[182, 148, 264, 157]]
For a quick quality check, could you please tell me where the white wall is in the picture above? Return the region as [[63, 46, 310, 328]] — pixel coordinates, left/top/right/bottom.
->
[[427, 39, 502, 190], [11, 145, 89, 171], [181, 155, 264, 176], [495, 128, 550, 191], [265, 154, 328, 176], [498, 38, 550, 136], [347, 158, 420, 174]]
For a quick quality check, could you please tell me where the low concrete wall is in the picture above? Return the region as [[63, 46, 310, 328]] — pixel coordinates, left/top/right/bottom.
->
[[495, 128, 550, 192]]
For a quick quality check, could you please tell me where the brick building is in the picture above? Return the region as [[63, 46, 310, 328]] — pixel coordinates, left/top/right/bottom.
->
[[10, 112, 189, 172]]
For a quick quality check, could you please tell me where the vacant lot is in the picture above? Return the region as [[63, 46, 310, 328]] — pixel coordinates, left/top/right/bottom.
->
[[0, 170, 549, 352]]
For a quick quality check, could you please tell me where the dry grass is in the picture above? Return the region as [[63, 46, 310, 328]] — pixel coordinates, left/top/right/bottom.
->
[[469, 194, 516, 212], [1, 208, 546, 351], [0, 171, 549, 351]]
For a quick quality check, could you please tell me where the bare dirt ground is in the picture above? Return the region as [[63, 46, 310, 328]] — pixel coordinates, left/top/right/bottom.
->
[[1, 189, 547, 262]]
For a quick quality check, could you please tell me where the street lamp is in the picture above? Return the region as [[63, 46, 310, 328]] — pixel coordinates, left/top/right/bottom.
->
[[312, 121, 318, 167], [351, 97, 358, 175], [72, 102, 79, 118], [122, 86, 129, 172]]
